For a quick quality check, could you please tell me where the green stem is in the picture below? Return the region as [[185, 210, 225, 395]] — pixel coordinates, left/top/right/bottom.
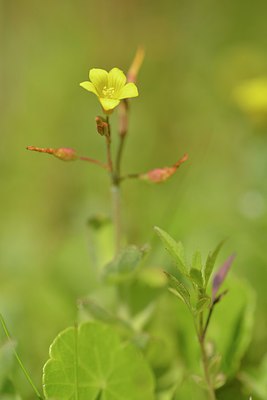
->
[[115, 135, 126, 180], [111, 183, 121, 255], [198, 312, 216, 400], [0, 313, 43, 400]]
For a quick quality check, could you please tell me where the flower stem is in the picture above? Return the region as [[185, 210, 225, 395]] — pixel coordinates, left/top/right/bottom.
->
[[105, 116, 113, 173], [0, 313, 43, 400], [111, 184, 121, 255], [79, 156, 108, 170]]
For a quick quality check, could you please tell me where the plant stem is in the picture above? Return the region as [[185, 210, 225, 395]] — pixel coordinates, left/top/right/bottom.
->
[[105, 116, 113, 173], [79, 156, 108, 170], [111, 184, 121, 255], [198, 312, 217, 400], [0, 313, 43, 400], [115, 135, 126, 179], [199, 335, 216, 400]]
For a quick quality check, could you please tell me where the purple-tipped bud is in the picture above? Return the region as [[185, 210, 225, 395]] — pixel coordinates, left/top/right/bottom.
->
[[212, 254, 236, 302]]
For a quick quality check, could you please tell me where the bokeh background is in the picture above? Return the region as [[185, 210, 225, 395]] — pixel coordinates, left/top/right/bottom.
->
[[1, 0, 267, 399]]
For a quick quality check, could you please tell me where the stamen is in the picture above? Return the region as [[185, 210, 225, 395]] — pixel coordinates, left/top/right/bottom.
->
[[102, 86, 115, 98]]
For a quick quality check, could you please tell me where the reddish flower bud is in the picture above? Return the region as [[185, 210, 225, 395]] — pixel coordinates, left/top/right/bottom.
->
[[26, 146, 77, 161], [53, 148, 78, 161], [95, 116, 109, 137], [140, 153, 188, 184]]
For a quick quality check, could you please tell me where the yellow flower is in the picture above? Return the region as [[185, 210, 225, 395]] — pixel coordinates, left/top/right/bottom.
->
[[80, 68, 138, 112]]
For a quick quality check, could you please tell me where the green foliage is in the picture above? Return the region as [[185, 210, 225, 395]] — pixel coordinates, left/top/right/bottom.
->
[[102, 245, 147, 283], [43, 321, 155, 400], [202, 240, 225, 288], [240, 353, 267, 399], [211, 277, 256, 377], [164, 272, 191, 310], [154, 227, 187, 275], [0, 341, 14, 390]]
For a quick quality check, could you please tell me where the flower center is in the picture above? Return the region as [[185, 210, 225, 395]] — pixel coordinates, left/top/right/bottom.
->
[[102, 86, 115, 98]]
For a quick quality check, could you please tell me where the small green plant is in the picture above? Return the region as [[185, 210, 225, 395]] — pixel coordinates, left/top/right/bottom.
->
[[0, 49, 256, 400]]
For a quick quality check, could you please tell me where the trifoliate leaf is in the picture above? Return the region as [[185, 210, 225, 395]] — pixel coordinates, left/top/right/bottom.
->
[[154, 227, 187, 275], [43, 321, 155, 400]]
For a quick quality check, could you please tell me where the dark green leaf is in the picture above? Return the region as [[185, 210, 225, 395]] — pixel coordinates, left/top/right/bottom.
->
[[154, 227, 187, 275], [43, 322, 155, 400]]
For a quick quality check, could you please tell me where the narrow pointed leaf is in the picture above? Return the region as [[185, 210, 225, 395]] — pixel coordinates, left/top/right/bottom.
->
[[43, 322, 155, 400], [202, 240, 225, 287], [164, 272, 191, 309], [190, 268, 203, 288], [192, 250, 202, 270], [154, 227, 187, 275], [196, 296, 211, 314]]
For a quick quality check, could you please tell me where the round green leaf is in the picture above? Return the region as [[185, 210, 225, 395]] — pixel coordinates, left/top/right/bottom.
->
[[43, 321, 155, 400]]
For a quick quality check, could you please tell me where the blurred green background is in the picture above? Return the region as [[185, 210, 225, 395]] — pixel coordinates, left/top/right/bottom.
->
[[1, 0, 267, 399]]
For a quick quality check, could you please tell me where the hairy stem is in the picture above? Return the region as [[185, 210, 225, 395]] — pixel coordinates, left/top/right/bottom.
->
[[0, 314, 43, 400]]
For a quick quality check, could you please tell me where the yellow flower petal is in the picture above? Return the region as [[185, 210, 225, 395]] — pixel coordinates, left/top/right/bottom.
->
[[108, 68, 126, 94], [89, 69, 108, 93], [100, 98, 120, 111], [79, 81, 98, 95], [118, 82, 139, 99]]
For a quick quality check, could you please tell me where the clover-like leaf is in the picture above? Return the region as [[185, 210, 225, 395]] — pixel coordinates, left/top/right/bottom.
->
[[154, 227, 187, 275], [43, 321, 155, 400]]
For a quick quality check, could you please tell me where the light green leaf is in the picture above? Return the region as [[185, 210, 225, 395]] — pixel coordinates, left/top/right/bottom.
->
[[43, 321, 155, 400], [190, 268, 204, 288], [192, 250, 202, 270], [240, 353, 267, 400], [195, 296, 210, 314], [202, 240, 225, 287], [0, 341, 15, 389], [102, 245, 147, 283], [154, 227, 187, 275], [209, 275, 256, 377], [165, 272, 191, 309]]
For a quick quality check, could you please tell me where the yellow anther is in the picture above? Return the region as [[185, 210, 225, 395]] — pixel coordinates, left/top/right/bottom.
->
[[102, 86, 115, 98]]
